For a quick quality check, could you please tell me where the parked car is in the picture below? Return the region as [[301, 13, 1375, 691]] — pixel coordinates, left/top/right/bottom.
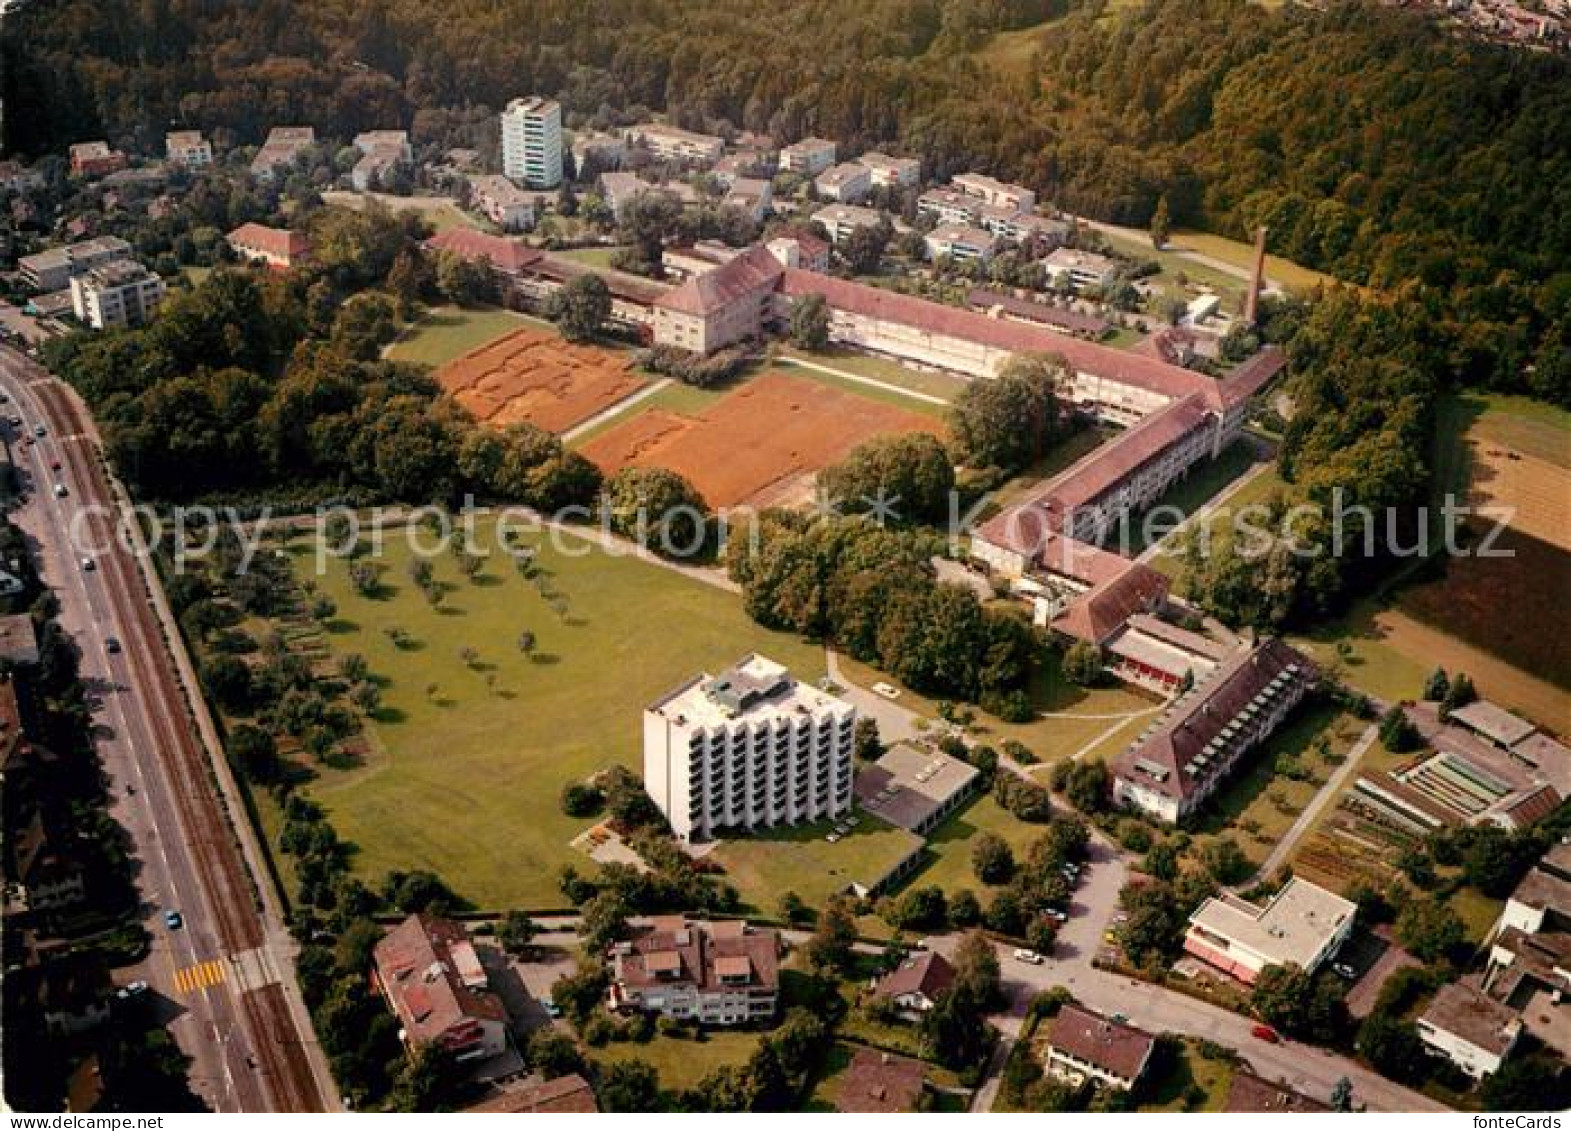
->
[[164, 909, 183, 930], [1333, 963, 1357, 979], [1012, 949, 1044, 965], [80, 556, 94, 571], [1251, 1024, 1280, 1043], [116, 981, 149, 1001], [105, 637, 121, 654], [872, 682, 901, 700], [1111, 1012, 1129, 1024], [52, 483, 66, 498], [541, 997, 561, 1019], [33, 424, 45, 437]]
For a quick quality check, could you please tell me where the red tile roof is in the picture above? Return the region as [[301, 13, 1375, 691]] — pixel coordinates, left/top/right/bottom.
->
[[836, 1049, 926, 1113], [1051, 558, 1170, 644], [1048, 1004, 1155, 1081], [966, 288, 1110, 337], [1224, 1070, 1330, 1113], [467, 1074, 599, 1113], [227, 223, 309, 262], [781, 269, 1222, 407], [655, 243, 784, 317], [371, 914, 506, 1049], [874, 951, 955, 1003], [423, 228, 544, 274], [1219, 346, 1288, 409], [613, 919, 780, 996]]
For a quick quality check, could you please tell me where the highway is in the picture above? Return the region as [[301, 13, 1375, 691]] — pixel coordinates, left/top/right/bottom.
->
[[0, 345, 334, 1112]]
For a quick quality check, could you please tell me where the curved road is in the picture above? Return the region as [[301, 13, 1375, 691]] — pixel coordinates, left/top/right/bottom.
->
[[0, 345, 334, 1112]]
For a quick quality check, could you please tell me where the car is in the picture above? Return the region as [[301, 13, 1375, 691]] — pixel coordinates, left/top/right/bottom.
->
[[1048, 909, 1068, 923], [871, 681, 902, 700], [116, 980, 149, 1001], [1111, 1011, 1129, 1024], [1251, 1024, 1280, 1043], [80, 557, 94, 571], [1012, 948, 1043, 965], [1333, 963, 1357, 979], [164, 910, 183, 930], [52, 483, 66, 498], [541, 997, 561, 1019], [33, 424, 46, 438], [910, 939, 929, 951], [50, 460, 61, 471], [7, 415, 19, 427], [105, 637, 121, 654]]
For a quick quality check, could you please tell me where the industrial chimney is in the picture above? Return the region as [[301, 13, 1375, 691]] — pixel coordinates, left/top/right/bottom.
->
[[1243, 225, 1268, 326]]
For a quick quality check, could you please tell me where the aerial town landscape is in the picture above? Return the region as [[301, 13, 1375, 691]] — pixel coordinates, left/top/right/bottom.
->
[[0, 0, 1567, 1118]]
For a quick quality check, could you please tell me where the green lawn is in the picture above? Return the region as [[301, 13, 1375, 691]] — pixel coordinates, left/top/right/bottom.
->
[[1137, 1039, 1237, 1112], [1096, 229, 1249, 314], [280, 517, 827, 909], [322, 190, 483, 232], [714, 815, 923, 912], [980, 425, 1113, 515], [1171, 228, 1339, 294], [773, 362, 951, 419], [778, 346, 970, 403], [593, 1029, 762, 1092], [1126, 439, 1266, 554], [556, 245, 632, 270], [907, 794, 1047, 897], [386, 305, 553, 369]]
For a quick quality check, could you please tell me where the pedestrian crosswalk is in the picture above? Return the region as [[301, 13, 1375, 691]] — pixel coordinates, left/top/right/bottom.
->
[[173, 958, 227, 994]]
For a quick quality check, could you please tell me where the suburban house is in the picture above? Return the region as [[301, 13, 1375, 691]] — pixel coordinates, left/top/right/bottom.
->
[[466, 1074, 599, 1113], [371, 914, 509, 1063], [599, 170, 657, 221], [12, 953, 113, 1037], [811, 203, 885, 245], [1497, 843, 1571, 937], [835, 1049, 927, 1113], [19, 236, 132, 292], [250, 126, 315, 182], [854, 743, 980, 836], [1417, 980, 1524, 1078], [779, 137, 837, 176], [623, 122, 724, 166], [952, 172, 1036, 212], [13, 812, 88, 913], [1223, 1070, 1330, 1112], [722, 176, 773, 222], [924, 222, 998, 263], [1043, 1004, 1156, 1091], [872, 951, 955, 1015], [1182, 877, 1357, 985], [814, 161, 872, 204], [978, 205, 1068, 244], [351, 129, 412, 192], [1112, 638, 1318, 824], [68, 141, 127, 179], [1479, 845, 1571, 1063], [0, 614, 39, 667], [468, 174, 538, 231], [607, 917, 780, 1026], [164, 130, 212, 170], [226, 223, 309, 270], [643, 653, 855, 842], [69, 260, 166, 330], [857, 152, 920, 188], [1044, 247, 1119, 292]]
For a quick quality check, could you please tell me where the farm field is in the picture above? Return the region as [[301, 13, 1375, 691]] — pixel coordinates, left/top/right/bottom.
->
[[435, 326, 651, 434], [386, 305, 549, 369], [712, 815, 923, 914], [579, 370, 945, 509], [779, 360, 950, 418], [276, 517, 827, 909]]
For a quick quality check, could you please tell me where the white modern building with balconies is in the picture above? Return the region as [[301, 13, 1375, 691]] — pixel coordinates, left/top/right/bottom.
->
[[501, 95, 563, 189]]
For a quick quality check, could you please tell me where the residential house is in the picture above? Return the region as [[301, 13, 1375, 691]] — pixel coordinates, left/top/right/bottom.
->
[[814, 162, 872, 204], [952, 172, 1036, 213], [226, 223, 309, 270], [811, 203, 885, 245], [467, 1075, 599, 1113], [764, 232, 830, 273], [599, 171, 656, 221], [916, 188, 979, 227], [570, 131, 627, 174], [68, 142, 127, 179], [351, 130, 412, 192], [19, 236, 132, 292], [623, 123, 724, 166], [1183, 877, 1357, 985], [836, 1049, 926, 1113], [0, 159, 44, 194], [164, 130, 212, 170], [13, 812, 88, 913], [924, 222, 998, 263], [858, 152, 920, 189], [607, 917, 781, 1026], [250, 127, 314, 183], [779, 137, 837, 177], [70, 260, 166, 330], [501, 97, 563, 188], [1044, 247, 1119, 292], [1223, 1070, 1330, 1112], [468, 174, 538, 231], [722, 176, 773, 223], [12, 953, 113, 1037], [1417, 980, 1523, 1079], [872, 950, 955, 1015], [1044, 1004, 1155, 1091], [966, 288, 1109, 340], [371, 914, 509, 1063], [649, 244, 787, 359]]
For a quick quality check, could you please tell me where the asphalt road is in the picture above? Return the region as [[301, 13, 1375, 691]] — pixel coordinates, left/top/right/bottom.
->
[[0, 345, 333, 1112]]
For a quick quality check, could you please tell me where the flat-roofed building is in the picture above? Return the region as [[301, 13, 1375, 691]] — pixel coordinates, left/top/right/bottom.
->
[[1417, 980, 1523, 1079], [570, 130, 626, 174], [765, 232, 830, 274], [351, 129, 412, 192], [978, 205, 1068, 244], [251, 127, 314, 183], [925, 222, 998, 263], [779, 137, 837, 176], [70, 260, 166, 330], [814, 161, 872, 204], [1045, 247, 1119, 292], [227, 223, 309, 269], [164, 130, 212, 170], [1183, 877, 1356, 985], [643, 654, 854, 842], [624, 122, 724, 166], [501, 96, 562, 188], [1113, 638, 1317, 824], [68, 141, 127, 179], [607, 918, 780, 1026], [1449, 700, 1538, 750], [468, 174, 538, 231], [722, 176, 773, 222], [19, 236, 132, 292], [953, 172, 1035, 213], [854, 742, 979, 836], [1044, 1004, 1155, 1091], [811, 203, 885, 245], [916, 187, 980, 226], [858, 152, 920, 188], [1497, 843, 1571, 936]]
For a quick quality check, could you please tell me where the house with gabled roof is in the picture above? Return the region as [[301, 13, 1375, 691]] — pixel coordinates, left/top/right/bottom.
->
[[371, 914, 509, 1063]]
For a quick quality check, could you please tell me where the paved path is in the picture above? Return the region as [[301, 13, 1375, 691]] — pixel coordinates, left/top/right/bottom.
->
[[1249, 719, 1379, 884], [776, 354, 951, 406], [1075, 216, 1287, 293], [560, 377, 673, 442]]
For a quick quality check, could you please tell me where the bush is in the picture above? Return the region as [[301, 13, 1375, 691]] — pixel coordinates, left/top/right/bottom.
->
[[637, 343, 749, 388], [561, 781, 605, 818]]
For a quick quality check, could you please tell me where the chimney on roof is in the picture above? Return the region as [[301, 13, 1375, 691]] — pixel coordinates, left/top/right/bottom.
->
[[1244, 226, 1268, 326]]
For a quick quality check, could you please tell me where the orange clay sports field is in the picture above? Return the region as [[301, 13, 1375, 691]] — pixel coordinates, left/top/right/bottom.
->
[[579, 371, 945, 509], [434, 327, 647, 434]]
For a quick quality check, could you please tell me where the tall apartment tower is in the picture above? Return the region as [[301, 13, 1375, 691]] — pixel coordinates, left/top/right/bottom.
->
[[643, 655, 856, 842], [501, 96, 563, 189]]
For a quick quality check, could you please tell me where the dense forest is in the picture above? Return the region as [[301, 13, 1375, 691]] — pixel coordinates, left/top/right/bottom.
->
[[5, 0, 1569, 401]]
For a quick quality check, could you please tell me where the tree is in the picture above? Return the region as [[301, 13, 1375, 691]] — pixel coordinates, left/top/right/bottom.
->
[[228, 723, 279, 783], [842, 219, 893, 274], [1480, 1054, 1571, 1112], [1118, 882, 1186, 965], [203, 653, 253, 711], [788, 292, 830, 350], [1394, 898, 1464, 962], [1198, 838, 1250, 885], [1422, 667, 1449, 702], [1378, 706, 1423, 752], [803, 895, 856, 973], [1355, 1013, 1429, 1085], [579, 890, 631, 952], [948, 352, 1062, 472], [853, 717, 883, 762], [1150, 194, 1171, 250], [434, 250, 494, 306], [1252, 964, 1347, 1044], [598, 1058, 660, 1112], [561, 781, 604, 817], [972, 832, 1016, 885], [1061, 641, 1103, 687], [1330, 1077, 1354, 1112], [604, 467, 710, 559], [891, 885, 948, 930], [1440, 671, 1476, 717], [951, 929, 1003, 1012], [1063, 759, 1110, 814], [950, 888, 982, 926], [548, 273, 612, 342], [818, 432, 955, 524], [497, 910, 537, 956]]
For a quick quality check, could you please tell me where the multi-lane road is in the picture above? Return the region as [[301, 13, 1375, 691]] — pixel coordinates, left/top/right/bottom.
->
[[0, 345, 335, 1112]]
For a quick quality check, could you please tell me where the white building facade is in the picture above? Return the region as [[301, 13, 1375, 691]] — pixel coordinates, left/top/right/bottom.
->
[[502, 96, 564, 188], [70, 261, 166, 329]]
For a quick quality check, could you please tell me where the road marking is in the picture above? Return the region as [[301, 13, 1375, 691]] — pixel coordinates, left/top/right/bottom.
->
[[173, 958, 228, 994]]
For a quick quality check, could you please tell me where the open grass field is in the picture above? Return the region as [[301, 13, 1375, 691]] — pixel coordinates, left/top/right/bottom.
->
[[386, 305, 551, 369], [778, 345, 970, 403], [593, 1029, 763, 1093], [712, 815, 923, 913], [322, 190, 482, 232], [279, 517, 826, 909], [906, 794, 1048, 898], [435, 326, 651, 434], [1137, 1039, 1237, 1113], [1171, 228, 1339, 294], [555, 245, 632, 270], [1096, 228, 1249, 313], [579, 370, 945, 509]]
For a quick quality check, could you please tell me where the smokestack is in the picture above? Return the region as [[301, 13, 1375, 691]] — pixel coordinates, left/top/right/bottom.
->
[[1244, 225, 1268, 326]]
